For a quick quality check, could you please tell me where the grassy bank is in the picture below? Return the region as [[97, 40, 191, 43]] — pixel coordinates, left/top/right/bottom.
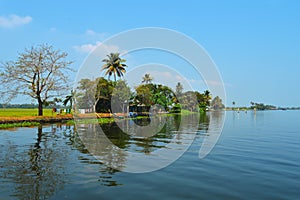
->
[[0, 108, 114, 128], [0, 108, 73, 129], [69, 117, 115, 125], [0, 108, 203, 129], [0, 108, 54, 117], [0, 121, 41, 129]]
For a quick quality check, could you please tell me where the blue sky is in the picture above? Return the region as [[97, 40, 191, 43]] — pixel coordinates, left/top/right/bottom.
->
[[0, 0, 299, 107]]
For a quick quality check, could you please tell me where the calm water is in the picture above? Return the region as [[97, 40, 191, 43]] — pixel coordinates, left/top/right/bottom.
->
[[0, 111, 300, 199]]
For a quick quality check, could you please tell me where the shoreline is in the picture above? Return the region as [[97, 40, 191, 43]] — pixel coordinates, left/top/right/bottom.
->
[[1, 109, 294, 124], [0, 114, 74, 124], [1, 109, 296, 129]]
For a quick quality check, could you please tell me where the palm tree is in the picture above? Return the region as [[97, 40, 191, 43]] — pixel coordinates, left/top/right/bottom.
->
[[101, 53, 128, 82], [232, 101, 236, 111], [250, 101, 256, 111], [203, 90, 211, 107], [142, 73, 153, 84], [63, 90, 75, 111], [175, 82, 183, 96], [204, 90, 210, 97]]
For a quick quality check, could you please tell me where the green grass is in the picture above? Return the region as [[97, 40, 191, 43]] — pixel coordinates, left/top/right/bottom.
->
[[178, 109, 198, 115], [0, 108, 56, 117], [73, 117, 115, 125], [66, 120, 75, 125], [0, 108, 200, 129], [0, 121, 40, 129]]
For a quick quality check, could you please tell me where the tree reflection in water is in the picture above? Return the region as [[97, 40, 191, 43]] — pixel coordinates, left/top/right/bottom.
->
[[78, 113, 212, 172], [0, 113, 217, 198], [199, 110, 225, 159], [0, 125, 67, 199], [0, 124, 122, 199]]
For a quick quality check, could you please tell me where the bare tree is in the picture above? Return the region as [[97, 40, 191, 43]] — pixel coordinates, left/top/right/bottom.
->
[[0, 44, 73, 116]]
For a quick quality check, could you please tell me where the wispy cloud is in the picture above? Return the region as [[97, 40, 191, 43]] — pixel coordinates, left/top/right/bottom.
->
[[85, 29, 107, 37], [73, 42, 100, 53], [83, 29, 108, 41], [206, 80, 233, 87], [124, 66, 199, 92], [0, 14, 32, 28], [206, 80, 225, 87], [150, 71, 186, 83], [73, 42, 120, 54], [85, 29, 96, 35], [49, 27, 57, 32]]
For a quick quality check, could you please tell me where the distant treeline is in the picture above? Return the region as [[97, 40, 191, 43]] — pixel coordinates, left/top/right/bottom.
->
[[277, 107, 300, 110], [0, 104, 63, 109], [228, 104, 300, 111], [250, 102, 300, 110]]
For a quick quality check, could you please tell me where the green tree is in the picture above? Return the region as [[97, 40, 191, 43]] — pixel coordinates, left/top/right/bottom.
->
[[101, 53, 128, 82], [152, 84, 175, 110], [94, 77, 114, 113], [111, 80, 132, 113], [179, 91, 199, 112], [75, 77, 131, 113], [75, 78, 98, 110], [232, 101, 236, 109], [202, 90, 211, 110], [142, 73, 153, 84], [177, 90, 211, 112], [134, 83, 175, 111], [135, 84, 154, 106], [250, 102, 276, 110], [63, 90, 75, 111], [175, 82, 183, 96], [0, 44, 73, 116], [250, 101, 255, 110], [75, 77, 116, 112], [211, 96, 225, 110]]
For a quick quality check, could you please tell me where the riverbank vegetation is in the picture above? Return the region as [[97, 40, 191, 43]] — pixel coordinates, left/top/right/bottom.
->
[[0, 121, 40, 129], [0, 109, 73, 129], [0, 45, 223, 130], [0, 46, 223, 118], [75, 53, 216, 114]]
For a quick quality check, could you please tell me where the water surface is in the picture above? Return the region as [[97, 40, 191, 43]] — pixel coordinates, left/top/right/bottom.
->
[[0, 111, 299, 199]]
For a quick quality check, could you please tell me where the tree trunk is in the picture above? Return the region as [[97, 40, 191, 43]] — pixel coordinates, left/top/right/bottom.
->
[[38, 98, 43, 116], [93, 97, 100, 113]]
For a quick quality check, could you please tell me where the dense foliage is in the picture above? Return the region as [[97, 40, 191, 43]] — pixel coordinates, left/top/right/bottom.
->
[[75, 77, 213, 113]]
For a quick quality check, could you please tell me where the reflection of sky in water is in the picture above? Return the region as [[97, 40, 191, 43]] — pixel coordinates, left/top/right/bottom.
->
[[1, 111, 300, 199], [0, 127, 40, 146]]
